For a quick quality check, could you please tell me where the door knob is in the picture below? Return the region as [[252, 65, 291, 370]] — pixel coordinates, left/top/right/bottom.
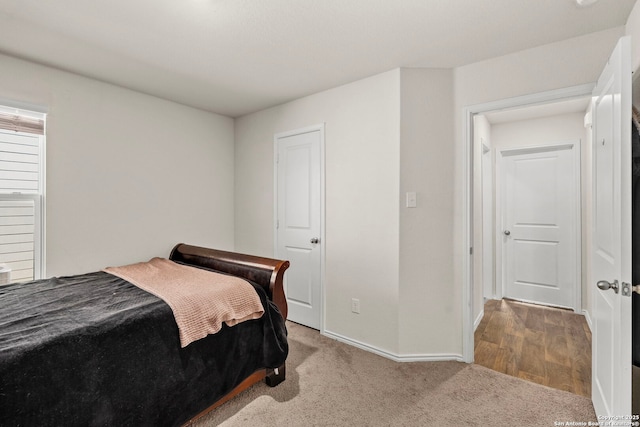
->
[[597, 279, 619, 294], [310, 238, 320, 244], [503, 230, 511, 236]]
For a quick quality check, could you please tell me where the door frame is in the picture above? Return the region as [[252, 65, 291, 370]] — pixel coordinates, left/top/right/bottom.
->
[[495, 140, 582, 312], [273, 123, 326, 332], [481, 140, 493, 301], [462, 83, 595, 363]]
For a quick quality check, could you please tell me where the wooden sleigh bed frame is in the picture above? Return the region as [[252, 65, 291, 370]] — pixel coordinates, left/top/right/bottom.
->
[[0, 243, 290, 426], [169, 243, 290, 425]]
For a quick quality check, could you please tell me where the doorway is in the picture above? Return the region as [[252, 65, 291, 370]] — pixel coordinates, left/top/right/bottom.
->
[[467, 89, 593, 395], [497, 141, 581, 310], [462, 84, 595, 360], [474, 96, 590, 305], [274, 124, 325, 331], [466, 38, 634, 416]]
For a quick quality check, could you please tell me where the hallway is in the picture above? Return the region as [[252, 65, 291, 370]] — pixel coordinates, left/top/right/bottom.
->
[[474, 299, 591, 397]]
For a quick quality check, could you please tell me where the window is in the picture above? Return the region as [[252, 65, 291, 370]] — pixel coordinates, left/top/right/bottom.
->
[[0, 105, 45, 283]]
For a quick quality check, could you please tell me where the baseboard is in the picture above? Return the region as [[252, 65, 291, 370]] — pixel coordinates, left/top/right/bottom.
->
[[474, 309, 484, 332], [582, 309, 593, 332], [322, 329, 465, 363]]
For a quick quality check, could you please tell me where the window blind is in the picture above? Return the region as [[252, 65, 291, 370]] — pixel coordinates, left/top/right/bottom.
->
[[0, 130, 40, 193], [0, 112, 44, 135], [0, 197, 37, 282]]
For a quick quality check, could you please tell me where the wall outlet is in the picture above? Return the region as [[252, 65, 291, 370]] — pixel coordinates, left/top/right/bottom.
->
[[351, 298, 360, 314]]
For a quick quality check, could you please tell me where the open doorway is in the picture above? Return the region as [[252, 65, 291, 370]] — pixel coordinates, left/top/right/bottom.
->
[[466, 87, 594, 395], [475, 97, 589, 311]]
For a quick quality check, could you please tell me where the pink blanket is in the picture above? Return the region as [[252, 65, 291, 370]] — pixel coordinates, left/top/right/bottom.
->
[[104, 257, 264, 347]]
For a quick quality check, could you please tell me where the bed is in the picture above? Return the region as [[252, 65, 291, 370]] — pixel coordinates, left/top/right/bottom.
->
[[0, 243, 290, 426]]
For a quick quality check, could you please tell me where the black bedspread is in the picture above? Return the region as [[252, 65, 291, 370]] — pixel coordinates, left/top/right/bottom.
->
[[0, 270, 288, 426]]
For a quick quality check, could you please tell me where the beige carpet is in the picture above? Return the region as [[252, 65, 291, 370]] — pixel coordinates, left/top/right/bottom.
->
[[193, 322, 596, 426]]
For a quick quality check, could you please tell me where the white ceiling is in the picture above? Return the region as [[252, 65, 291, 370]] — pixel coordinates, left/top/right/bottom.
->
[[0, 0, 636, 117]]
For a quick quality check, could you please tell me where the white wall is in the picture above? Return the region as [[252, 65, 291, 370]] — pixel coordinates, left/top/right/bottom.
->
[[235, 67, 461, 358], [0, 53, 235, 277], [399, 68, 457, 356], [454, 28, 623, 109], [235, 70, 401, 355], [235, 67, 462, 359], [491, 113, 587, 151]]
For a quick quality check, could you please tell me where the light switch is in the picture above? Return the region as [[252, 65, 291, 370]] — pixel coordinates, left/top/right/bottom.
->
[[406, 192, 417, 208]]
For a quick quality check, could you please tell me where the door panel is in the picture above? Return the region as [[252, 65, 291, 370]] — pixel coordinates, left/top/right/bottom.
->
[[501, 144, 578, 309], [513, 240, 558, 287], [284, 145, 311, 228], [595, 89, 616, 259], [591, 36, 632, 417], [282, 246, 313, 306], [275, 127, 322, 330]]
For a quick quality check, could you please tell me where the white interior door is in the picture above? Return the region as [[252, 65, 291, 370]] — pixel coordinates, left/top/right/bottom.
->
[[275, 126, 323, 330], [591, 36, 632, 418], [499, 142, 580, 310]]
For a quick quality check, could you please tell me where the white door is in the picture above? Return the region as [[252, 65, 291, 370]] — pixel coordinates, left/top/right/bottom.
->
[[275, 126, 323, 330], [499, 142, 579, 310], [591, 37, 632, 418]]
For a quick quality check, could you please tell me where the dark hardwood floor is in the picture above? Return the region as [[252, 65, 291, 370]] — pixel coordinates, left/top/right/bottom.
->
[[474, 298, 591, 397]]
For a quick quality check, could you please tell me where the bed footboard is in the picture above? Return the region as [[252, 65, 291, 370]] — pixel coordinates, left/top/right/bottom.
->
[[171, 244, 290, 426], [170, 243, 289, 319]]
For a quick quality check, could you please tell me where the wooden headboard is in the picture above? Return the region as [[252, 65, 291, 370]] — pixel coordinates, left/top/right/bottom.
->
[[169, 243, 289, 319]]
